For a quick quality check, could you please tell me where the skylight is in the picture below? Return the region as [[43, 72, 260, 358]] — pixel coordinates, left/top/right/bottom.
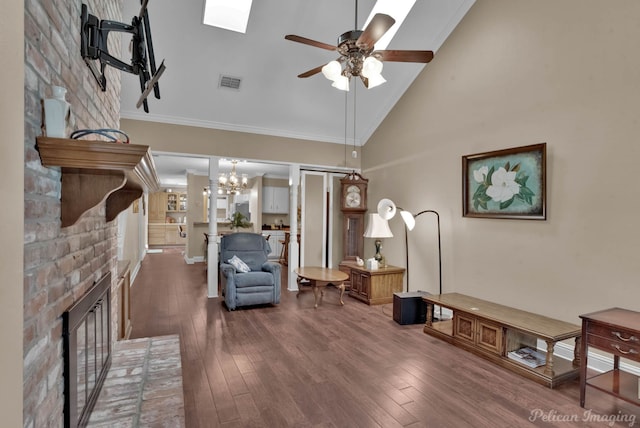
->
[[203, 0, 253, 34], [362, 0, 416, 50]]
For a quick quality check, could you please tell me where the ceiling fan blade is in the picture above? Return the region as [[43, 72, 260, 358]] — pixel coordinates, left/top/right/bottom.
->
[[373, 50, 434, 63], [359, 75, 369, 89], [297, 65, 325, 78], [285, 35, 336, 51], [356, 14, 395, 50]]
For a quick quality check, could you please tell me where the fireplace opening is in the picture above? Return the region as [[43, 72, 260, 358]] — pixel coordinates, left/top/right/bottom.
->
[[63, 272, 112, 428]]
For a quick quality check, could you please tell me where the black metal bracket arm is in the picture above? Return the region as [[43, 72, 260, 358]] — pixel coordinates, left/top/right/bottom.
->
[[80, 1, 165, 113]]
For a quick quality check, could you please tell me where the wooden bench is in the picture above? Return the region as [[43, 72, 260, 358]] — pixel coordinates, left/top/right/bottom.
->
[[422, 293, 581, 388]]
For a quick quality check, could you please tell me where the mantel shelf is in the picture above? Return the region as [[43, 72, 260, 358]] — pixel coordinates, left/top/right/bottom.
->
[[36, 137, 160, 227]]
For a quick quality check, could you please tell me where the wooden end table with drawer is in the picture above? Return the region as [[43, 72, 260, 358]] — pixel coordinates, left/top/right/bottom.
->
[[579, 308, 640, 408]]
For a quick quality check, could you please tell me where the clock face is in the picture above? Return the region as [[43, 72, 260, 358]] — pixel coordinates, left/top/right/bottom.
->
[[346, 192, 361, 208], [345, 185, 362, 208]]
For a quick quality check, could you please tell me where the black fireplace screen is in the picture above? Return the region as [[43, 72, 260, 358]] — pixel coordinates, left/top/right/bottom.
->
[[63, 272, 112, 428]]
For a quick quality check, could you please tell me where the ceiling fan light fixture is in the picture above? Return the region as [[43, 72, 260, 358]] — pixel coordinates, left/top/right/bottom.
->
[[366, 72, 386, 89], [331, 75, 350, 91], [361, 56, 383, 78], [322, 60, 342, 81]]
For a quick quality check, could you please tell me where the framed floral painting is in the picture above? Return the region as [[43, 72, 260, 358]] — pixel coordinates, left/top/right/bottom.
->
[[462, 143, 546, 219]]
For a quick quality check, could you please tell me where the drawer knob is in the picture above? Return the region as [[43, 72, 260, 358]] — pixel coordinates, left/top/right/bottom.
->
[[612, 331, 639, 342], [611, 344, 639, 355]]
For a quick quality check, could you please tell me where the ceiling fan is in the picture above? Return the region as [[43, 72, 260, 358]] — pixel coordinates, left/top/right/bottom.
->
[[284, 1, 434, 91]]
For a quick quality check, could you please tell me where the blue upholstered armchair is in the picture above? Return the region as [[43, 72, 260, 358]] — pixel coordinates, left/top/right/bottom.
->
[[219, 232, 281, 310]]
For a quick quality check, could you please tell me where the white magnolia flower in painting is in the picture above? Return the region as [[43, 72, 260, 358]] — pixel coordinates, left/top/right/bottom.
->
[[486, 167, 520, 202], [473, 166, 489, 183]]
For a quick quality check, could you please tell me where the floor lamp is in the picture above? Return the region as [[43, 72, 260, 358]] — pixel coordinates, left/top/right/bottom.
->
[[377, 198, 442, 301]]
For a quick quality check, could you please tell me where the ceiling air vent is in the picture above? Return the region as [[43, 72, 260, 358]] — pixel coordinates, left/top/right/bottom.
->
[[219, 75, 242, 90]]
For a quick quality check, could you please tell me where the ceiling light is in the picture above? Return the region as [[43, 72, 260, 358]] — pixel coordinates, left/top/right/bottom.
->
[[331, 75, 350, 92], [366, 72, 386, 89], [322, 61, 342, 81], [361, 56, 383, 78], [218, 160, 248, 194], [203, 0, 253, 34], [320, 0, 414, 92]]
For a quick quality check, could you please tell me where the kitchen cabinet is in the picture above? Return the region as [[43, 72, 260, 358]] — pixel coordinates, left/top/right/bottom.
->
[[148, 223, 187, 246], [148, 192, 167, 222], [148, 224, 165, 245], [166, 192, 186, 212], [262, 186, 289, 214]]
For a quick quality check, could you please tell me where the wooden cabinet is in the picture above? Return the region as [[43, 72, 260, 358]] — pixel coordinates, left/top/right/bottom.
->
[[166, 192, 186, 212], [423, 293, 582, 388], [148, 192, 167, 222], [454, 313, 503, 355], [262, 186, 289, 213], [580, 308, 640, 408], [148, 224, 165, 245], [166, 224, 186, 245], [345, 264, 405, 305], [148, 224, 187, 246]]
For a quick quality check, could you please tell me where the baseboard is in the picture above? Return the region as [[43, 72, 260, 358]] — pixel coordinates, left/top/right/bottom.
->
[[540, 340, 640, 376], [130, 260, 141, 286], [183, 255, 204, 265]]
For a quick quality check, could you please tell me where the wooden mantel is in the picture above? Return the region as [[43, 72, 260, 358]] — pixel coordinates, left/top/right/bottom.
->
[[36, 137, 160, 227]]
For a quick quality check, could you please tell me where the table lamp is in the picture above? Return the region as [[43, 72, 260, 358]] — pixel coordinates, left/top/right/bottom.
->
[[363, 213, 393, 266]]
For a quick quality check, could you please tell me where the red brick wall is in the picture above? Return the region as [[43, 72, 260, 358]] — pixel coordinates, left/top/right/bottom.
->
[[23, 0, 123, 426]]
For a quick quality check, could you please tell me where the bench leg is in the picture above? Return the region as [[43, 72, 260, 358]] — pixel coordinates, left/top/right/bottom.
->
[[544, 340, 555, 376]]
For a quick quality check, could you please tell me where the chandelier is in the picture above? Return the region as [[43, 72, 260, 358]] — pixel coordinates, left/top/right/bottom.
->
[[218, 160, 248, 195]]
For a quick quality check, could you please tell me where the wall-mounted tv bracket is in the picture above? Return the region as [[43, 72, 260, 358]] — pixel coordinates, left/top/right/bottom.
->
[[80, 1, 165, 113]]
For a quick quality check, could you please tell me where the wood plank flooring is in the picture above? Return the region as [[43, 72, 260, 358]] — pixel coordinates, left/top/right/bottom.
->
[[130, 251, 640, 427]]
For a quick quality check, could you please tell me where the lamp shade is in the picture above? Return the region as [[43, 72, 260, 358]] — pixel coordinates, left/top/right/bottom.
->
[[362, 56, 383, 78], [366, 73, 386, 89], [331, 75, 350, 91], [363, 213, 393, 238], [322, 60, 342, 80], [400, 210, 416, 230], [377, 198, 396, 220]]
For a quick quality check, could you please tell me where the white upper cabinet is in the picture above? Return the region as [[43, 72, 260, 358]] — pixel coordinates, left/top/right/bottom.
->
[[262, 186, 289, 214]]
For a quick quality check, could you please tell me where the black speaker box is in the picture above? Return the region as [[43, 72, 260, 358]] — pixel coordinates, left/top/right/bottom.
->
[[393, 291, 429, 325]]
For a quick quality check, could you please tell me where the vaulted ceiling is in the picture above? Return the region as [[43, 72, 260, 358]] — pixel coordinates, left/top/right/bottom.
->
[[118, 0, 475, 185]]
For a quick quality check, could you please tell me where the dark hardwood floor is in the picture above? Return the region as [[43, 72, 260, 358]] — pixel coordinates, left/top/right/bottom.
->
[[130, 250, 639, 427]]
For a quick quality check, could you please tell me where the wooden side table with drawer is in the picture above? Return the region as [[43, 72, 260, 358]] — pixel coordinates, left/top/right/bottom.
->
[[579, 308, 640, 408]]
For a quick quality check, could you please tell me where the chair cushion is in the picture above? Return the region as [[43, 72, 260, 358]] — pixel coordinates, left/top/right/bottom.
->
[[234, 271, 276, 288], [228, 255, 250, 273]]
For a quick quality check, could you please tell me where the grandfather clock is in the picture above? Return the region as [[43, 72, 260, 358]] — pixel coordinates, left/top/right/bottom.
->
[[340, 172, 368, 263]]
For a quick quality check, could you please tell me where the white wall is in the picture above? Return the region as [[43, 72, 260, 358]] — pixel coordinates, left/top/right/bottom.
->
[[363, 0, 640, 324]]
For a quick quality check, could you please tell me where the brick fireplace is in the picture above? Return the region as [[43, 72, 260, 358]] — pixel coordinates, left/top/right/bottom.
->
[[23, 0, 124, 426], [63, 272, 112, 428]]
